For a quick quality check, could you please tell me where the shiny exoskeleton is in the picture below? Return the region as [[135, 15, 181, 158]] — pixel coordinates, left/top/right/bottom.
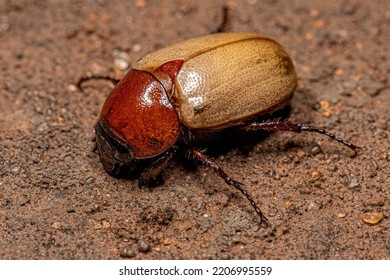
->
[[79, 32, 358, 223]]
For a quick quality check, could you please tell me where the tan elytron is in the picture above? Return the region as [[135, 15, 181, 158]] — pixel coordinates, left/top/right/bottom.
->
[[134, 32, 297, 130]]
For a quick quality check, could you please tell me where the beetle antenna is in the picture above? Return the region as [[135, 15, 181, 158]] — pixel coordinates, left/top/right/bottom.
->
[[214, 5, 234, 33], [246, 119, 359, 156], [191, 148, 268, 224], [77, 73, 120, 92]]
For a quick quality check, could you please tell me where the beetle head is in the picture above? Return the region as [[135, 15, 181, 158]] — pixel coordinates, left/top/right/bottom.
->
[[95, 69, 180, 175], [94, 120, 138, 175]]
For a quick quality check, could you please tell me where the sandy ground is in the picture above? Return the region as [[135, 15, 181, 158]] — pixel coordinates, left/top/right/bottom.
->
[[0, 0, 389, 259]]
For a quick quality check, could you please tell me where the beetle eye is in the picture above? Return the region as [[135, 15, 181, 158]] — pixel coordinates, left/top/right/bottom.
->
[[95, 121, 133, 174]]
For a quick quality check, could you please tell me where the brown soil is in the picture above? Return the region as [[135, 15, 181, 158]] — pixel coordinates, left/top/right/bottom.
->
[[0, 0, 389, 259]]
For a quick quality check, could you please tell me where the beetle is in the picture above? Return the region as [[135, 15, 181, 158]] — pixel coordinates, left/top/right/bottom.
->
[[79, 32, 358, 223]]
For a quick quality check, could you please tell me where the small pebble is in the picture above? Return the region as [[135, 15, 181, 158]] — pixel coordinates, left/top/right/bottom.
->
[[11, 167, 20, 173], [307, 201, 315, 211], [120, 246, 136, 258], [101, 220, 111, 229], [309, 145, 322, 155], [93, 221, 103, 230], [337, 212, 347, 218], [51, 222, 61, 229], [309, 168, 322, 182], [113, 52, 130, 70], [132, 44, 142, 52], [163, 238, 172, 245], [138, 240, 151, 253], [67, 84, 77, 92], [362, 212, 383, 225], [348, 177, 360, 189], [85, 177, 94, 184], [268, 208, 278, 217], [327, 163, 337, 172], [285, 201, 294, 208]]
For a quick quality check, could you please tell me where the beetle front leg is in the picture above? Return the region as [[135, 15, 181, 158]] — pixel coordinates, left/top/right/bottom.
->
[[138, 150, 175, 187], [190, 148, 268, 223], [245, 118, 359, 156]]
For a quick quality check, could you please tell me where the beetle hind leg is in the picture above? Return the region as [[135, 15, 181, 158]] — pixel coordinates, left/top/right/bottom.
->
[[191, 148, 268, 224], [246, 118, 359, 156]]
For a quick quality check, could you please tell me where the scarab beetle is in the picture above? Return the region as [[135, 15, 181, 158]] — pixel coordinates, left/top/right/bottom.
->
[[79, 32, 358, 223]]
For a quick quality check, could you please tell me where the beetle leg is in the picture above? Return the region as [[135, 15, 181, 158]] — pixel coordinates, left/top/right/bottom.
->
[[191, 148, 268, 223], [77, 73, 120, 92], [246, 118, 359, 156], [138, 150, 175, 187]]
